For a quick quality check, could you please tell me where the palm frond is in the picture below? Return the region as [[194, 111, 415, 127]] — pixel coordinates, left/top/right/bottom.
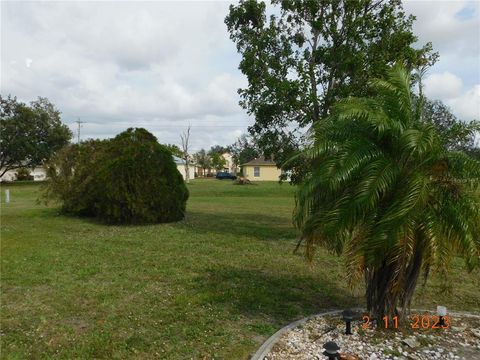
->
[[292, 63, 480, 319]]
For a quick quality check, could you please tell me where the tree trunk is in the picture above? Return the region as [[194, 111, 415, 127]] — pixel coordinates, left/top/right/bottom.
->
[[0, 166, 12, 178], [365, 241, 425, 325], [308, 31, 320, 123], [365, 261, 399, 323], [184, 162, 190, 183]]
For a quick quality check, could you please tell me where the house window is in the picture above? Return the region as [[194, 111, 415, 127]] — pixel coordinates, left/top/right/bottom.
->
[[254, 166, 260, 177]]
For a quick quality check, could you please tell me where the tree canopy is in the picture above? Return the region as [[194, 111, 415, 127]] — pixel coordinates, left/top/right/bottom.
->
[[164, 143, 184, 158], [422, 98, 479, 153], [229, 134, 260, 168], [208, 145, 229, 155], [0, 95, 72, 177], [226, 0, 437, 175], [193, 149, 212, 174], [209, 151, 227, 171]]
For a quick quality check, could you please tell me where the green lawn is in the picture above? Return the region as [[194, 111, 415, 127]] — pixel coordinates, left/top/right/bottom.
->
[[1, 180, 479, 359]]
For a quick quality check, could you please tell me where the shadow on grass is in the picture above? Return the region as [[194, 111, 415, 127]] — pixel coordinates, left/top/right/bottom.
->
[[184, 210, 298, 241], [192, 265, 359, 325]]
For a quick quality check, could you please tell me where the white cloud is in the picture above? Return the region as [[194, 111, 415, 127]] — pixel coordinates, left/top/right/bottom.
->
[[424, 72, 463, 100], [424, 72, 479, 120], [1, 1, 479, 147], [1, 1, 248, 148], [404, 1, 479, 57], [404, 1, 480, 121], [448, 85, 480, 120]]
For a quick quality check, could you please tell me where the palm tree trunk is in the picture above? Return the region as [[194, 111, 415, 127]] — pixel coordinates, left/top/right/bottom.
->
[[365, 261, 399, 323], [365, 240, 424, 325], [399, 238, 425, 318]]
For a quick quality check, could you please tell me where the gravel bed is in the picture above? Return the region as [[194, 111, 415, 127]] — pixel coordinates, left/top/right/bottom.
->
[[264, 312, 480, 360]]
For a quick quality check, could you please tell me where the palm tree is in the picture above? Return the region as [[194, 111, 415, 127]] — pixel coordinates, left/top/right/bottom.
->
[[293, 64, 480, 322]]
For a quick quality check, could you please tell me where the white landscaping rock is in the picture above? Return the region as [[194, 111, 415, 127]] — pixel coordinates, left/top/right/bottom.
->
[[402, 337, 420, 349], [264, 312, 480, 360]]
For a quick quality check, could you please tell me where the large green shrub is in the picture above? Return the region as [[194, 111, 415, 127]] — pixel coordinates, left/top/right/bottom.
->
[[44, 139, 107, 216], [44, 128, 189, 224]]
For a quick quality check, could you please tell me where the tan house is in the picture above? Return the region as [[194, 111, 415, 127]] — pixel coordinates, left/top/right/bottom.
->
[[221, 152, 239, 174], [173, 156, 195, 181], [242, 157, 282, 181]]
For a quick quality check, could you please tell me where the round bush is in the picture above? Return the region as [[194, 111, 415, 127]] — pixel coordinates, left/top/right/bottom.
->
[[44, 128, 189, 224], [94, 128, 188, 223]]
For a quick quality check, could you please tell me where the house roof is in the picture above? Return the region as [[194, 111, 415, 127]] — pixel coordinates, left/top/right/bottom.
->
[[242, 156, 276, 166], [173, 155, 196, 166], [173, 155, 185, 165]]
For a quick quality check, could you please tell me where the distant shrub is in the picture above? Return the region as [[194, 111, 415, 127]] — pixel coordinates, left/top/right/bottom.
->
[[16, 168, 33, 181], [44, 128, 189, 224]]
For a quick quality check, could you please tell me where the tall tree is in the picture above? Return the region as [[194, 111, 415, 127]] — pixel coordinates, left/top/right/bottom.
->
[[294, 64, 480, 321], [208, 145, 229, 155], [180, 125, 192, 183], [0, 95, 72, 177], [226, 0, 437, 176]]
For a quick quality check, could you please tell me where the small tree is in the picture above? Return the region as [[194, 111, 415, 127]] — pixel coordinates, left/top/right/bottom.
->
[[294, 64, 480, 322], [209, 151, 227, 172], [180, 125, 192, 183], [193, 149, 211, 176]]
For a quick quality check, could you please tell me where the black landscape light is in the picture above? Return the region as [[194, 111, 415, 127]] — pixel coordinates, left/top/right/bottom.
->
[[342, 309, 355, 335], [437, 306, 447, 326], [323, 341, 340, 359]]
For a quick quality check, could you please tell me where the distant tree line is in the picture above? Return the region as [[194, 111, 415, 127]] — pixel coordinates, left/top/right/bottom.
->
[[0, 93, 267, 182], [192, 146, 229, 176], [190, 135, 262, 176]]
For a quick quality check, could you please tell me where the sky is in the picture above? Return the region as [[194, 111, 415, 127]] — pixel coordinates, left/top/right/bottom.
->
[[1, 0, 479, 152]]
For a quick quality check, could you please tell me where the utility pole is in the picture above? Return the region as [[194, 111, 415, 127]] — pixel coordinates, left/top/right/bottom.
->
[[75, 118, 84, 144]]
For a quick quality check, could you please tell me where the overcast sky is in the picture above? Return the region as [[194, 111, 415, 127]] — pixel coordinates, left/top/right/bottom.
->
[[1, 1, 479, 151]]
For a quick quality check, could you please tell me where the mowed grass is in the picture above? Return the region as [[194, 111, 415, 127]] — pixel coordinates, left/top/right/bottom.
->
[[1, 180, 479, 359]]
